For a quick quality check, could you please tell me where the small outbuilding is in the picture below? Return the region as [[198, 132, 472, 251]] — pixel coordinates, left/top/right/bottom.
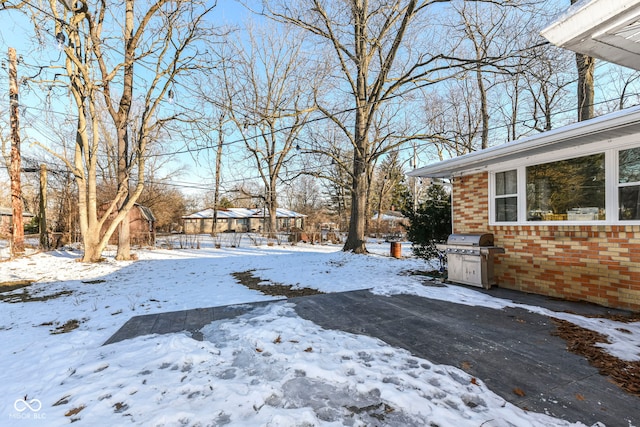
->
[[0, 206, 35, 237], [101, 203, 156, 246]]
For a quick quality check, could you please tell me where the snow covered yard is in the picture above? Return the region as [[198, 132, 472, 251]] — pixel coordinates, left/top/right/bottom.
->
[[0, 237, 637, 426]]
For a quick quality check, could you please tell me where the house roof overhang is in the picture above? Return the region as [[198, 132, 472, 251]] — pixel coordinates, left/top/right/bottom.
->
[[407, 106, 640, 179], [541, 0, 640, 70]]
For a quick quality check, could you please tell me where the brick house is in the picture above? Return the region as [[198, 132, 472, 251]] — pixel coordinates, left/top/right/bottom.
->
[[408, 0, 640, 311]]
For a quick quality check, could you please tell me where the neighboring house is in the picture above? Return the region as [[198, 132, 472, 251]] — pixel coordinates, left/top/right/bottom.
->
[[408, 0, 640, 311], [371, 210, 409, 238], [182, 207, 306, 234], [0, 206, 35, 237], [101, 203, 156, 246]]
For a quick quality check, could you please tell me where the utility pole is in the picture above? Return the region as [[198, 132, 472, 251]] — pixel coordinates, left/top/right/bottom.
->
[[8, 47, 24, 256]]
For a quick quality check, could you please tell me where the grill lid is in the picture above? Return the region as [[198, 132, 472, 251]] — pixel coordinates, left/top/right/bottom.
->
[[446, 233, 494, 246]]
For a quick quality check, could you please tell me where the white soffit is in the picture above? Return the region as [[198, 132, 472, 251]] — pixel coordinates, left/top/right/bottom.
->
[[541, 0, 640, 70]]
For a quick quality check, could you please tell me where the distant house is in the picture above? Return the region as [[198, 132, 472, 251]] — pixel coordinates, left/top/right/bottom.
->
[[101, 203, 156, 246], [371, 210, 408, 238], [182, 207, 306, 234], [0, 206, 35, 237], [407, 0, 640, 311]]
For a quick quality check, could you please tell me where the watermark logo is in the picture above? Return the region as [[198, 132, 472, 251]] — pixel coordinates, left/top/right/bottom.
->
[[14, 398, 42, 413], [10, 396, 46, 420]]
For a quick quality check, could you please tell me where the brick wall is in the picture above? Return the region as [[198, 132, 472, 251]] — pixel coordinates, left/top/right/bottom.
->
[[452, 172, 640, 312]]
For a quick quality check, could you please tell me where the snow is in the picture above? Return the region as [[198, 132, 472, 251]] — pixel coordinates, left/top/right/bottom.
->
[[0, 236, 635, 426]]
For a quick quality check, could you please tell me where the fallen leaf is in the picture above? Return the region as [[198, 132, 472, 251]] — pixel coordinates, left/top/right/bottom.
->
[[255, 348, 263, 353], [65, 405, 86, 417], [273, 335, 282, 344], [304, 347, 313, 352], [470, 377, 479, 386], [461, 361, 472, 371], [53, 395, 71, 406], [513, 387, 526, 397], [576, 393, 585, 401], [113, 402, 128, 413]]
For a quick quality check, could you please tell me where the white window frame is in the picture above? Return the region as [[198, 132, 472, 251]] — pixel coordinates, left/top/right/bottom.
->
[[492, 169, 519, 223], [488, 136, 640, 226], [617, 146, 640, 223]]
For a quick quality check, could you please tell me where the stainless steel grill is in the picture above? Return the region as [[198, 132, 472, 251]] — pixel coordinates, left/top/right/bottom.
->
[[437, 233, 504, 289]]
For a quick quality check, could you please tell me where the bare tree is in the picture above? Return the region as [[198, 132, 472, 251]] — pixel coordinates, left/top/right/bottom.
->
[[452, 2, 512, 149], [15, 0, 217, 261], [523, 44, 573, 132], [220, 22, 315, 236], [263, 0, 489, 253]]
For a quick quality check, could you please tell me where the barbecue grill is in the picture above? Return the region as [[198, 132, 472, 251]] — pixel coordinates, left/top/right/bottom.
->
[[437, 233, 505, 289]]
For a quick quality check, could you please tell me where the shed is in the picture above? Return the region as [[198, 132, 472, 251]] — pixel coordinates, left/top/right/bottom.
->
[[0, 206, 35, 237], [101, 203, 156, 246]]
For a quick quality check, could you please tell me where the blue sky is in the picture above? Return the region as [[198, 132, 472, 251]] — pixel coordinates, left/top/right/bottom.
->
[[0, 2, 257, 198]]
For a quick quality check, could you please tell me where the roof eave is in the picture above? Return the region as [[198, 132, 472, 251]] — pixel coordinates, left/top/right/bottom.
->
[[408, 106, 640, 179], [541, 0, 640, 70]]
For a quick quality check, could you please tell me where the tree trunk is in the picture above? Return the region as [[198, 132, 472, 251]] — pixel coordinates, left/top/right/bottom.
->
[[342, 1, 369, 254], [267, 181, 278, 236], [115, 0, 135, 261], [476, 64, 489, 149], [115, 2, 134, 259], [39, 164, 49, 250], [571, 0, 595, 122], [576, 53, 595, 121], [343, 158, 368, 253], [212, 114, 224, 235], [82, 231, 104, 262], [116, 208, 131, 260], [9, 47, 24, 257]]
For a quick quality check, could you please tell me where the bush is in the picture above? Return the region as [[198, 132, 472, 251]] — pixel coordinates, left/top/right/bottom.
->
[[402, 185, 451, 260]]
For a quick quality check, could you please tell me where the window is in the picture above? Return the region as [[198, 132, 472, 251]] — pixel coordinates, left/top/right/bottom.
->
[[619, 147, 640, 220], [495, 170, 517, 222], [490, 146, 640, 225], [526, 153, 605, 221]]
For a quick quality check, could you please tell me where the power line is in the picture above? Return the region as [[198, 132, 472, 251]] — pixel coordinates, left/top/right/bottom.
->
[[5, 0, 640, 175], [0, 0, 582, 156]]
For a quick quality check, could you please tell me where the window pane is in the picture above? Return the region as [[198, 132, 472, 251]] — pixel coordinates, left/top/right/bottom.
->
[[620, 147, 640, 184], [526, 153, 605, 221], [620, 186, 640, 220], [496, 170, 517, 196], [495, 197, 517, 222]]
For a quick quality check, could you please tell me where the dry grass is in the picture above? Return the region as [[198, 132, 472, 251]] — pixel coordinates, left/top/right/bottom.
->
[[553, 318, 640, 396]]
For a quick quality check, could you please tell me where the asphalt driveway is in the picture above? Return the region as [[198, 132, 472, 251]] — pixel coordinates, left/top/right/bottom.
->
[[106, 288, 639, 426]]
